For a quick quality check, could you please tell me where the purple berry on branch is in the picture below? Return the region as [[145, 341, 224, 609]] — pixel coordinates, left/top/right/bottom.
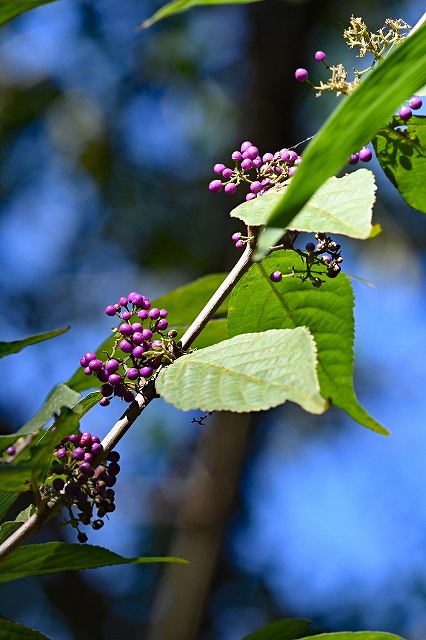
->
[[160, 309, 168, 318], [124, 390, 135, 403], [140, 366, 153, 378], [241, 158, 253, 171], [270, 271, 282, 282], [262, 152, 274, 162], [119, 297, 128, 306], [222, 168, 233, 179], [399, 106, 412, 121], [6, 446, 16, 455], [105, 305, 117, 317], [108, 373, 122, 386], [105, 359, 120, 373], [126, 367, 140, 381], [409, 96, 422, 110], [101, 383, 114, 397], [359, 147, 372, 162], [88, 359, 103, 372], [231, 232, 241, 243], [97, 370, 109, 382], [214, 163, 225, 174], [119, 340, 133, 353], [250, 181, 262, 194], [295, 68, 309, 82], [132, 331, 144, 345], [224, 183, 237, 195], [235, 239, 245, 248], [119, 323, 133, 337], [209, 180, 222, 193], [149, 308, 161, 320], [231, 150, 242, 160], [83, 367, 92, 376], [137, 309, 149, 319], [314, 50, 326, 62], [156, 319, 168, 331], [108, 451, 120, 463], [91, 442, 103, 456], [348, 153, 359, 165], [121, 311, 131, 320], [305, 242, 315, 252], [240, 141, 252, 153]]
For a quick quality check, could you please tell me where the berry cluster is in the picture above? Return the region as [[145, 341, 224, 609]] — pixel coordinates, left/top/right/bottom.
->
[[209, 140, 302, 201], [398, 96, 422, 122], [269, 231, 344, 288], [43, 432, 120, 543], [80, 292, 178, 407]]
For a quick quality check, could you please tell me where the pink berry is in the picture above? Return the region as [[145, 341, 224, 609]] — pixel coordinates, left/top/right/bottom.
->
[[209, 180, 222, 193], [359, 147, 372, 162], [314, 51, 326, 62], [409, 96, 422, 110], [224, 183, 237, 195], [295, 68, 309, 82], [399, 106, 412, 121]]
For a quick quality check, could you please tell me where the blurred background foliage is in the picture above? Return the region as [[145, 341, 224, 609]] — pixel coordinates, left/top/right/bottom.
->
[[0, 0, 426, 639]]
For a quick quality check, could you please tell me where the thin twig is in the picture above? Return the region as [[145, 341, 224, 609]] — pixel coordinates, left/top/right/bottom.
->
[[0, 226, 260, 562]]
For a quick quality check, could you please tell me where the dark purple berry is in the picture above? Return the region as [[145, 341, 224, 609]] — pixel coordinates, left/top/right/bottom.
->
[[108, 462, 120, 476], [156, 319, 168, 331], [77, 531, 88, 543], [140, 366, 153, 378], [124, 390, 135, 403], [270, 271, 282, 282], [52, 477, 65, 492], [119, 340, 133, 353], [295, 68, 309, 81], [105, 305, 117, 317], [92, 519, 104, 530], [305, 242, 315, 252], [99, 397, 110, 407], [6, 446, 16, 456], [72, 447, 85, 461], [105, 359, 120, 374], [56, 448, 67, 459], [79, 462, 93, 475], [348, 153, 359, 165], [108, 451, 120, 463]]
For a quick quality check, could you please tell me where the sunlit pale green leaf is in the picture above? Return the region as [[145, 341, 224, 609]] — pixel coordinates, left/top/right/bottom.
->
[[156, 327, 326, 414], [232, 170, 376, 238], [228, 251, 387, 435], [241, 618, 310, 640], [255, 21, 426, 258], [374, 115, 426, 213], [142, 0, 261, 28], [0, 327, 69, 360], [0, 542, 187, 582], [0, 617, 51, 640], [66, 274, 228, 392]]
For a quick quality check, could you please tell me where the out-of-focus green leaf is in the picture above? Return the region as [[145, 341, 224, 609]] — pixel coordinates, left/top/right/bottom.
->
[[0, 491, 18, 520], [156, 327, 326, 414], [374, 115, 426, 213], [228, 251, 387, 435], [142, 0, 261, 28], [241, 618, 310, 640], [232, 170, 376, 239], [0, 617, 52, 640], [72, 392, 102, 418], [0, 0, 57, 26], [298, 633, 404, 640], [0, 542, 187, 582], [255, 21, 426, 258], [0, 327, 69, 359]]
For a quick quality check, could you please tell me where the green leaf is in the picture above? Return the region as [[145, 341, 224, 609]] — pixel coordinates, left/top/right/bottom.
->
[[227, 252, 387, 435], [0, 617, 52, 640], [0, 491, 18, 521], [232, 170, 376, 238], [0, 541, 187, 582], [0, 327, 69, 360], [0, 521, 24, 545], [241, 618, 310, 640], [66, 274, 228, 392], [191, 318, 228, 349], [72, 391, 102, 418], [142, 0, 261, 28], [0, 0, 57, 25], [298, 634, 404, 640], [14, 384, 80, 436], [373, 115, 426, 213], [156, 327, 326, 414], [255, 21, 426, 258]]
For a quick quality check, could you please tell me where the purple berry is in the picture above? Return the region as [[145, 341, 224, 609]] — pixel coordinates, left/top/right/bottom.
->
[[72, 447, 85, 461], [240, 141, 252, 153], [222, 167, 233, 179], [314, 50, 326, 62], [149, 308, 161, 320], [140, 366, 153, 378], [231, 232, 241, 242], [280, 149, 290, 162], [235, 239, 244, 248], [137, 309, 149, 319], [142, 328, 153, 340], [108, 462, 120, 476], [295, 68, 309, 81], [132, 345, 146, 358], [79, 462, 93, 475], [84, 452, 93, 463], [126, 367, 140, 380], [105, 359, 120, 373], [245, 193, 256, 201], [52, 477, 64, 491], [121, 311, 131, 320], [152, 339, 163, 349], [77, 532, 88, 544], [348, 153, 359, 165], [80, 356, 87, 367], [84, 352, 96, 363], [246, 145, 259, 160], [108, 373, 122, 386], [108, 451, 120, 463], [119, 339, 133, 353], [88, 359, 103, 372], [127, 291, 138, 303], [119, 323, 133, 337], [132, 331, 144, 345], [224, 183, 237, 195], [288, 166, 298, 176], [209, 179, 222, 193], [123, 390, 135, 403], [305, 242, 315, 252], [156, 319, 168, 331], [214, 163, 225, 174], [160, 309, 168, 318], [105, 305, 117, 317], [119, 297, 128, 306], [6, 446, 16, 455], [241, 158, 253, 171], [359, 147, 372, 162], [270, 271, 282, 282], [97, 370, 109, 382], [83, 367, 92, 376], [91, 442, 103, 456], [399, 106, 412, 121], [231, 150, 242, 160], [262, 153, 274, 162], [409, 96, 422, 110], [69, 434, 81, 445], [250, 181, 262, 194]]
